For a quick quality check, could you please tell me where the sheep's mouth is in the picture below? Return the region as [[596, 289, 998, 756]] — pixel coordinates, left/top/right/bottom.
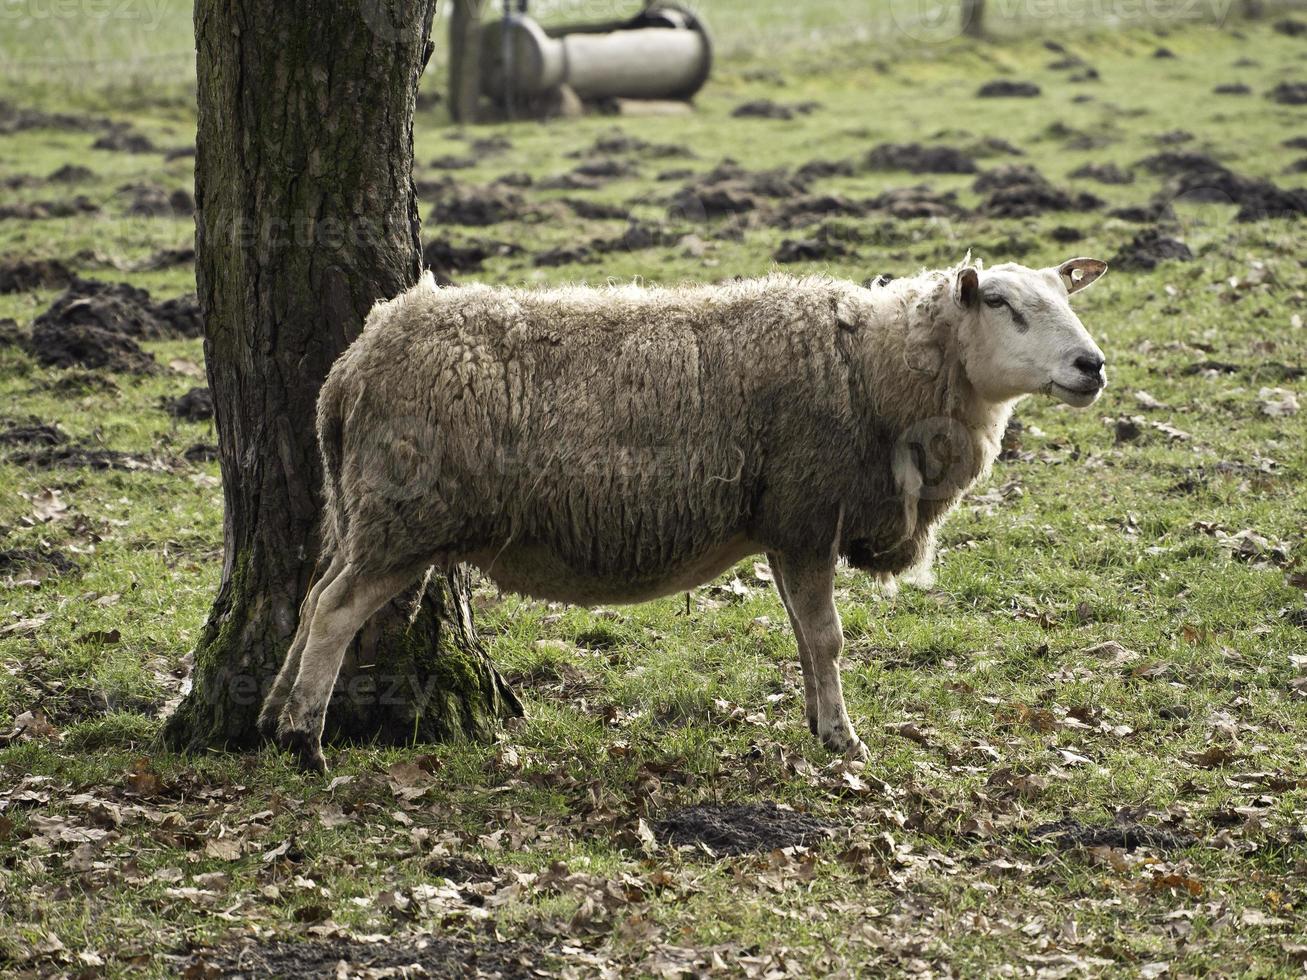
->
[[1047, 381, 1103, 408]]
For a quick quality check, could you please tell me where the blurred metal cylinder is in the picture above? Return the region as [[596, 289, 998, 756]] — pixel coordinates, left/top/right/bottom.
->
[[481, 6, 712, 103]]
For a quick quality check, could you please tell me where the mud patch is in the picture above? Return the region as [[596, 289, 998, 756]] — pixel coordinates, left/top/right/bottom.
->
[[977, 80, 1041, 98], [534, 220, 679, 267], [1030, 817, 1195, 852], [654, 803, 839, 856], [1113, 229, 1194, 270], [0, 259, 73, 294], [0, 100, 109, 135], [163, 387, 214, 422], [864, 142, 977, 174], [1276, 16, 1307, 35], [776, 193, 868, 227], [1213, 82, 1251, 95], [26, 320, 155, 373], [1164, 168, 1307, 221], [190, 933, 544, 979]]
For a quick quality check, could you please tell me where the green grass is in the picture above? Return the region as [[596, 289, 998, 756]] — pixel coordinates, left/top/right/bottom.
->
[[3, 12, 1307, 980]]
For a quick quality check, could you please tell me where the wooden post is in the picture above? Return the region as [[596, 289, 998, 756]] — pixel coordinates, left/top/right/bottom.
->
[[449, 0, 484, 123]]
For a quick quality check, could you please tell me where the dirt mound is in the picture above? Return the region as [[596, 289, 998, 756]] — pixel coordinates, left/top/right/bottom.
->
[[654, 802, 839, 856], [973, 163, 1046, 193], [91, 126, 155, 153], [1164, 169, 1307, 221], [1068, 162, 1134, 185], [668, 162, 809, 221], [32, 278, 202, 346], [775, 228, 853, 263], [163, 387, 214, 422], [5, 442, 159, 471], [975, 165, 1102, 218], [796, 158, 857, 180], [563, 198, 630, 221], [429, 153, 476, 169], [0, 419, 66, 446], [431, 185, 527, 226], [0, 100, 107, 135], [1030, 817, 1194, 851], [1108, 201, 1175, 223], [190, 934, 544, 979], [0, 258, 73, 294], [569, 131, 693, 159], [977, 80, 1041, 98], [534, 220, 679, 267], [0, 196, 99, 220], [422, 237, 522, 278], [777, 194, 868, 227], [120, 183, 195, 217], [864, 142, 978, 174], [0, 546, 78, 577], [184, 442, 219, 463], [1113, 229, 1195, 271], [867, 185, 967, 219], [26, 320, 154, 373], [1213, 82, 1251, 95], [48, 164, 95, 183], [1269, 82, 1307, 105], [731, 98, 822, 120], [1135, 150, 1225, 176], [1276, 17, 1307, 36]]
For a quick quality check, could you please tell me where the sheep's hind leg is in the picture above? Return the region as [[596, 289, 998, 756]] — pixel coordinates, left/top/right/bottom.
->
[[774, 552, 868, 761], [275, 563, 416, 773], [257, 556, 346, 741], [767, 551, 820, 736]]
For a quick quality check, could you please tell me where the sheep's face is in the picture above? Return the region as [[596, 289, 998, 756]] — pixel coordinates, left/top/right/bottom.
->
[[955, 258, 1108, 408]]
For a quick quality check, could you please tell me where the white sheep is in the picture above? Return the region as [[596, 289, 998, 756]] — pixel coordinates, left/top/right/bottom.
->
[[259, 256, 1109, 772]]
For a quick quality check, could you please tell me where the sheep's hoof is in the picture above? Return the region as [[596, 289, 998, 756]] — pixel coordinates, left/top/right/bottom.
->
[[276, 727, 328, 775], [821, 728, 868, 762], [256, 701, 283, 742]]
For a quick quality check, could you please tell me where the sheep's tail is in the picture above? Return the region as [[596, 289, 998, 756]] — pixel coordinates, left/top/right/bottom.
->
[[315, 373, 348, 563]]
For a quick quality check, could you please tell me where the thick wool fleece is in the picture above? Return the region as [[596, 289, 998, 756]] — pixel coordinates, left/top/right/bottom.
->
[[315, 270, 1008, 603]]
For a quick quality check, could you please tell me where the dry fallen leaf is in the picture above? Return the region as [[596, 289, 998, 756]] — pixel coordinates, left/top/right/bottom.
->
[[1257, 386, 1300, 418]]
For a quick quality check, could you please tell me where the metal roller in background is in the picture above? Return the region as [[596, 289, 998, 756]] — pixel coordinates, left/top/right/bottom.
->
[[481, 4, 712, 105]]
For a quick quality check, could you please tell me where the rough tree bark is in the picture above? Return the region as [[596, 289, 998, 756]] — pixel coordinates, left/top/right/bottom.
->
[[162, 0, 520, 753]]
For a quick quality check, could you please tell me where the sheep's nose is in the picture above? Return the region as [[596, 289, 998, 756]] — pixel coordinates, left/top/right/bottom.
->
[[1073, 351, 1106, 382]]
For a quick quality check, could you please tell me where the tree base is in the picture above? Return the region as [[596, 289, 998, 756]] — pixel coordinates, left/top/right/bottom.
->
[[159, 563, 520, 756]]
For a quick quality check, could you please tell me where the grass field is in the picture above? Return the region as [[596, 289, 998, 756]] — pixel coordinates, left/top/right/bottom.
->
[[2, 5, 1307, 978]]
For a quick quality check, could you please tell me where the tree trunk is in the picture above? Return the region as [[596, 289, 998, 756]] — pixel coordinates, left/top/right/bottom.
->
[[448, 0, 484, 123], [161, 0, 520, 754], [961, 0, 986, 38]]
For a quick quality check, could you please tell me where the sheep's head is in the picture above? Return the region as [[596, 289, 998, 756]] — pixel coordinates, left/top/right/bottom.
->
[[953, 257, 1108, 408]]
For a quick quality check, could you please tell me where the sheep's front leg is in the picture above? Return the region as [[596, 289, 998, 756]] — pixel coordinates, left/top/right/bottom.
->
[[767, 551, 819, 736], [773, 552, 868, 761]]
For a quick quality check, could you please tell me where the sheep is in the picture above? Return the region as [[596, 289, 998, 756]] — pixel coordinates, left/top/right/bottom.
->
[[258, 255, 1109, 773]]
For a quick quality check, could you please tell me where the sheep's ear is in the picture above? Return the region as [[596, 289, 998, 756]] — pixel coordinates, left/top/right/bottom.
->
[[954, 267, 980, 309], [1057, 257, 1108, 294]]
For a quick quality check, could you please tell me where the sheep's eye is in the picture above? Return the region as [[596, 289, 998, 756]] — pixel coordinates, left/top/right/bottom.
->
[[984, 295, 1009, 310]]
